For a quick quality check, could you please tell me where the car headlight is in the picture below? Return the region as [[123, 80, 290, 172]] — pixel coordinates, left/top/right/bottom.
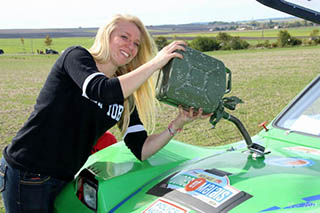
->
[[83, 182, 97, 210], [76, 169, 98, 211]]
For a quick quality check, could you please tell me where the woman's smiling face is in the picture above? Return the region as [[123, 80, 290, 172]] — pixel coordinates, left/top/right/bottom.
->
[[109, 21, 141, 67]]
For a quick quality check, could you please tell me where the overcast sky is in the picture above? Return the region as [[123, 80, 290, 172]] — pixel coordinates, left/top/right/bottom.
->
[[1, 0, 318, 29]]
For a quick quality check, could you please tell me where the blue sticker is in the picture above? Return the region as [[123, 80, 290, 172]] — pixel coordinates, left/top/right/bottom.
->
[[260, 194, 320, 212]]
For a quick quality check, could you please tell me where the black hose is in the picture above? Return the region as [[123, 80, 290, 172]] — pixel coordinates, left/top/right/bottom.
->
[[226, 114, 253, 147]]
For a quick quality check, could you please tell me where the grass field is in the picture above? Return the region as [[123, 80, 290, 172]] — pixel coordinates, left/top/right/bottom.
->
[[0, 37, 95, 54], [1, 45, 319, 147], [164, 26, 320, 46], [0, 44, 319, 211], [1, 26, 319, 54]]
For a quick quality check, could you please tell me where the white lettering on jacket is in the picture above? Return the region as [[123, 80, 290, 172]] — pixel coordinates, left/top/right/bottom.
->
[[107, 104, 124, 121], [90, 100, 103, 109]]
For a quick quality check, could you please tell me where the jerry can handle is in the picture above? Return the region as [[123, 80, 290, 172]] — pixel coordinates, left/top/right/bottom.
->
[[225, 68, 232, 94]]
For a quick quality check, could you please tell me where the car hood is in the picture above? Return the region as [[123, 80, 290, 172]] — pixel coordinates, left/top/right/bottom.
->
[[79, 129, 320, 213]]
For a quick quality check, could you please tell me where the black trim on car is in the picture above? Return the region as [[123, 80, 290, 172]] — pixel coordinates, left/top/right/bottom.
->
[[256, 0, 320, 24]]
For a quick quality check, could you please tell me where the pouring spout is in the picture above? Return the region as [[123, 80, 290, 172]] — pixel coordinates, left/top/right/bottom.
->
[[225, 113, 266, 156]]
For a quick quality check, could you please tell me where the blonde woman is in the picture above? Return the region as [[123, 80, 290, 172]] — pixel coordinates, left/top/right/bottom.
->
[[0, 14, 210, 212]]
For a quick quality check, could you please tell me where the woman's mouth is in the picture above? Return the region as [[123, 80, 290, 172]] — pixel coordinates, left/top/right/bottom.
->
[[120, 50, 130, 58]]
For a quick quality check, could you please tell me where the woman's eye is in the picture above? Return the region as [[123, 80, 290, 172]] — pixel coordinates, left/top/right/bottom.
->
[[134, 42, 140, 48], [121, 35, 128, 40]]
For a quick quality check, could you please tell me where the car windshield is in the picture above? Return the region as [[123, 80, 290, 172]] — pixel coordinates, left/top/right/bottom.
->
[[275, 77, 320, 136], [283, 0, 320, 12]]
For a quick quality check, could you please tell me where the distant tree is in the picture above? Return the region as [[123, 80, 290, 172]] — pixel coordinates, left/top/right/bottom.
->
[[278, 30, 291, 47], [310, 29, 320, 44], [310, 29, 319, 38], [216, 32, 232, 42], [229, 37, 250, 50], [154, 36, 169, 50], [20, 37, 26, 53], [189, 37, 220, 52], [44, 35, 53, 47], [278, 30, 302, 47]]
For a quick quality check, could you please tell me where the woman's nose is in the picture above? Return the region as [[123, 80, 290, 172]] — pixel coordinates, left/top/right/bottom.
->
[[127, 41, 135, 51]]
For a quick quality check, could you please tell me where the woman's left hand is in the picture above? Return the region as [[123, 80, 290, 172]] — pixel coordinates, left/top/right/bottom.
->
[[141, 106, 212, 161], [171, 105, 213, 130]]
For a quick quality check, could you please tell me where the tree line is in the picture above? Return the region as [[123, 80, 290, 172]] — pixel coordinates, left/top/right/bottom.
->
[[155, 29, 320, 52]]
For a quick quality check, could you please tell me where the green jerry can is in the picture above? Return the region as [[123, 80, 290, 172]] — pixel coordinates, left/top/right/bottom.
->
[[156, 46, 231, 114]]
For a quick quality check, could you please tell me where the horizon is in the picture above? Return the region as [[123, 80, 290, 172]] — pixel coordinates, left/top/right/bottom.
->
[[0, 16, 297, 31]]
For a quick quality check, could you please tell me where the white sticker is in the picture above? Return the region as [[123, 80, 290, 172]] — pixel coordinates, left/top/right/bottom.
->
[[143, 198, 190, 213], [285, 146, 320, 156]]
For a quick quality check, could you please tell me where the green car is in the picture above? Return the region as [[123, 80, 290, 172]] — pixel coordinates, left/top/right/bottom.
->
[[55, 74, 320, 213], [55, 1, 320, 212]]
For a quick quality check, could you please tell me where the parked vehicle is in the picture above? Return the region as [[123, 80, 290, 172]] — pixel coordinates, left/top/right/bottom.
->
[[54, 1, 320, 212], [45, 48, 59, 55]]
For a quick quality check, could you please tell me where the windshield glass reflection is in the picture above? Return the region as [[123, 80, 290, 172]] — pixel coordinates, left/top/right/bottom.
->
[[276, 77, 320, 136]]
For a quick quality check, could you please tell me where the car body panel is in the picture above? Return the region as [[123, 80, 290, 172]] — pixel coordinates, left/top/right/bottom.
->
[[55, 73, 320, 212], [54, 3, 320, 206], [55, 120, 320, 212]]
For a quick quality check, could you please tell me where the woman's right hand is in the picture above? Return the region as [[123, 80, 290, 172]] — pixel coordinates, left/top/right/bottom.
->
[[118, 41, 187, 99], [150, 40, 187, 70]]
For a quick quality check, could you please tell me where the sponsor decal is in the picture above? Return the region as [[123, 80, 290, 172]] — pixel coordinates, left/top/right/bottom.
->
[[265, 157, 314, 168], [284, 146, 320, 156], [259, 194, 320, 212], [167, 169, 240, 208], [143, 198, 190, 213]]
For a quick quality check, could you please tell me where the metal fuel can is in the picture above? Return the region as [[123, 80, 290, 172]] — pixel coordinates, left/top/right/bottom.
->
[[156, 46, 231, 114]]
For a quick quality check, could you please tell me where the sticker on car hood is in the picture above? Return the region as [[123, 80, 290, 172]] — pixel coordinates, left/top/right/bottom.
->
[[284, 146, 320, 157], [143, 198, 190, 213], [265, 157, 314, 168], [167, 169, 240, 208], [147, 168, 252, 212]]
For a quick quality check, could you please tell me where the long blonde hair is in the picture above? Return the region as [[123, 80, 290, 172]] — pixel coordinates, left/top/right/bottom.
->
[[88, 14, 158, 135]]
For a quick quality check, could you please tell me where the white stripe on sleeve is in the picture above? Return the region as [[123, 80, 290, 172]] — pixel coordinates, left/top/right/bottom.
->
[[82, 72, 105, 99], [123, 125, 145, 139]]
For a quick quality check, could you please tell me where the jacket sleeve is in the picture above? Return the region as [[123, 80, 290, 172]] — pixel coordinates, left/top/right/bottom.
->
[[123, 108, 147, 161], [63, 46, 124, 105]]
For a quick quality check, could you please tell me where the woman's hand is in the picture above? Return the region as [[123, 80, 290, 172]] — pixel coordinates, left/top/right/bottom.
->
[[170, 105, 213, 131], [150, 40, 187, 70], [141, 105, 212, 161], [118, 40, 187, 99]]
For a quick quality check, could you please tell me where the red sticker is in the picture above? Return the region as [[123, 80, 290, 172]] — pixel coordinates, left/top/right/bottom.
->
[[185, 178, 206, 192]]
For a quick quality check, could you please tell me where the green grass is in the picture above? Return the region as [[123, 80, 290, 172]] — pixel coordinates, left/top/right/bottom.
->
[[0, 45, 319, 211], [0, 37, 95, 54], [1, 46, 319, 148], [1, 26, 319, 54], [168, 45, 320, 146]]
